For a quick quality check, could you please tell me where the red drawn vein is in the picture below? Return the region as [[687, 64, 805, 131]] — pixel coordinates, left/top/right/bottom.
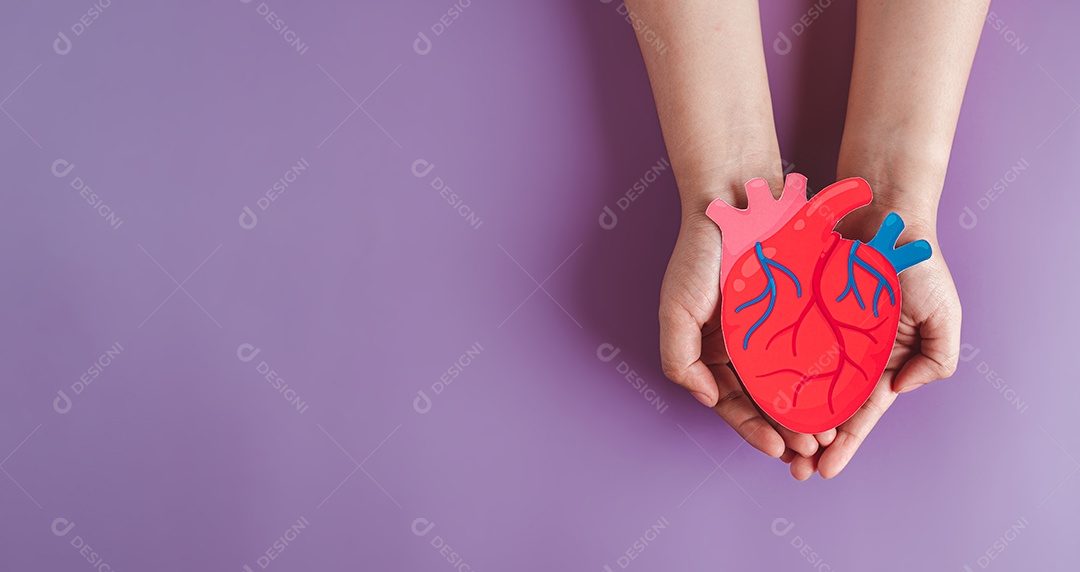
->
[[811, 237, 851, 414], [751, 236, 891, 415], [838, 318, 890, 344], [765, 299, 814, 356]]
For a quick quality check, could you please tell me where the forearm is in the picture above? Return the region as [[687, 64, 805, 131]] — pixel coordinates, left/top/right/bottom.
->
[[623, 0, 783, 218], [838, 0, 987, 230]]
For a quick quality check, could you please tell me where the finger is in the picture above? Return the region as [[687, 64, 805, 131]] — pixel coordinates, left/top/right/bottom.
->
[[705, 327, 810, 458], [660, 305, 720, 406], [790, 452, 819, 481], [780, 448, 797, 464], [819, 372, 899, 479], [893, 297, 962, 393], [885, 339, 918, 370], [769, 419, 818, 458], [700, 325, 730, 366], [814, 428, 837, 448], [708, 364, 785, 458]]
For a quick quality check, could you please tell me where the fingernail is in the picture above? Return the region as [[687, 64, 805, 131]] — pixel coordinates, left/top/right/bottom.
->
[[898, 383, 924, 394], [690, 391, 713, 407]]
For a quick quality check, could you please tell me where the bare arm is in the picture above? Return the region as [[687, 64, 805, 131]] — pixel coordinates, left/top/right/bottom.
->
[[623, 0, 784, 213], [838, 0, 987, 227], [625, 0, 825, 461], [811, 0, 985, 479]]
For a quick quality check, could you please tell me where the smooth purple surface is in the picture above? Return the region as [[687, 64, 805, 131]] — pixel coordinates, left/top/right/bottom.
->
[[1, 1, 1077, 570]]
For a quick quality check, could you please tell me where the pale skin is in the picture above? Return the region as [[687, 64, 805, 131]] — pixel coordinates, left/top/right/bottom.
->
[[624, 0, 984, 479]]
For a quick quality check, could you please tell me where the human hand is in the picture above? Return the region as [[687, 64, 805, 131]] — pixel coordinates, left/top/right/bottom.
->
[[783, 206, 962, 480], [659, 183, 837, 463]]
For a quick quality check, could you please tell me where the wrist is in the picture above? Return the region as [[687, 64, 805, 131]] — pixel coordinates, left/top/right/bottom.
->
[[676, 150, 784, 223], [834, 183, 940, 245], [838, 122, 954, 181], [836, 145, 948, 242]]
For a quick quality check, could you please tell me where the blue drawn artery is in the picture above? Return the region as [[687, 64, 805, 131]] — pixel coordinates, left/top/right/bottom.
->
[[735, 242, 802, 350]]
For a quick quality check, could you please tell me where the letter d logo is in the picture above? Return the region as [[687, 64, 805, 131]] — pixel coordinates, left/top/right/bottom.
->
[[51, 517, 75, 537], [237, 343, 261, 362], [239, 206, 258, 230], [411, 159, 435, 178], [598, 206, 618, 230], [771, 517, 794, 537], [411, 517, 435, 536], [596, 343, 621, 362], [773, 32, 793, 55], [413, 390, 433, 414], [54, 390, 73, 414], [958, 206, 978, 230], [53, 32, 72, 55], [413, 32, 433, 55], [52, 159, 75, 178]]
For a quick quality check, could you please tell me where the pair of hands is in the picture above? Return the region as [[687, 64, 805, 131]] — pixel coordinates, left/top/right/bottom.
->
[[621, 0, 977, 482], [659, 188, 961, 480]]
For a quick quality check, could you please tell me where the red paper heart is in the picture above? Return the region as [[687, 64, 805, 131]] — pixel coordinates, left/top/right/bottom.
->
[[706, 175, 931, 434]]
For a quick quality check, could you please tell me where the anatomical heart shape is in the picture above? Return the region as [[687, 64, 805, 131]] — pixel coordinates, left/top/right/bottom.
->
[[706, 174, 931, 434]]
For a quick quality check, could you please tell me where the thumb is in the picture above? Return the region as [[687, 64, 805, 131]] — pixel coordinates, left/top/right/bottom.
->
[[893, 304, 962, 393], [660, 305, 719, 406]]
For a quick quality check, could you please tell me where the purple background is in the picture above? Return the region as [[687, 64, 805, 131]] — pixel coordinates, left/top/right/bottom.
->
[[2, 1, 1077, 570]]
